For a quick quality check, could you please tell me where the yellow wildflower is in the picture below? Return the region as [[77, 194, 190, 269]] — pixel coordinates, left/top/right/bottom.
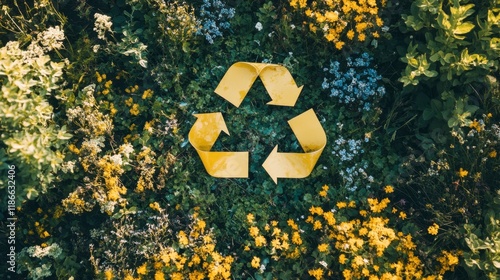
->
[[323, 211, 336, 226], [125, 97, 134, 107], [308, 268, 324, 280], [247, 213, 255, 224], [196, 219, 206, 232], [130, 104, 140, 116], [137, 263, 148, 275], [428, 223, 439, 235], [104, 269, 113, 280], [292, 231, 302, 245], [313, 220, 322, 230], [399, 212, 407, 220], [457, 168, 468, 178], [335, 41, 345, 50], [142, 89, 154, 99], [178, 230, 189, 246], [347, 29, 355, 40], [149, 202, 161, 212], [337, 201, 347, 209], [384, 185, 394, 193], [251, 256, 260, 268], [155, 271, 165, 280], [254, 235, 267, 247], [437, 250, 460, 274], [339, 254, 347, 264], [287, 219, 299, 230], [319, 184, 329, 197], [489, 150, 497, 158], [469, 119, 483, 132], [309, 206, 324, 215], [170, 272, 184, 280], [249, 226, 259, 237], [318, 243, 329, 252]]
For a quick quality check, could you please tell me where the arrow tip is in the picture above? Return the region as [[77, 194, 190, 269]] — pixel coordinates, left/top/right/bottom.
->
[[262, 145, 279, 184], [266, 85, 303, 107], [193, 112, 229, 135]]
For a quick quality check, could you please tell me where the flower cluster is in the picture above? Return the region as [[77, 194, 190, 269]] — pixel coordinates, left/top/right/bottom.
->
[[153, 0, 198, 44], [245, 213, 306, 267], [17, 242, 64, 280], [243, 185, 460, 279], [90, 209, 233, 279], [26, 243, 62, 259], [36, 26, 65, 51], [290, 0, 386, 49], [332, 133, 374, 191], [94, 13, 113, 40], [322, 52, 386, 112], [0, 33, 71, 203], [195, 0, 235, 44]]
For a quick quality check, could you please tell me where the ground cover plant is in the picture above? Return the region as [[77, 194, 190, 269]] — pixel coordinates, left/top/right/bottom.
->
[[0, 0, 499, 279]]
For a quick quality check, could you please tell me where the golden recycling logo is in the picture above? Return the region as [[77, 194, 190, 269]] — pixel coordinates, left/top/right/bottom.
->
[[188, 62, 326, 183]]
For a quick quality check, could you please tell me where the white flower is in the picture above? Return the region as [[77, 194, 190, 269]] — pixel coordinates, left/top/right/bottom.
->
[[37, 26, 65, 51], [319, 261, 328, 268], [93, 45, 100, 53], [28, 243, 62, 259], [110, 154, 123, 166], [61, 161, 76, 173], [119, 143, 134, 158], [259, 264, 266, 273], [94, 13, 113, 40], [255, 22, 263, 31]]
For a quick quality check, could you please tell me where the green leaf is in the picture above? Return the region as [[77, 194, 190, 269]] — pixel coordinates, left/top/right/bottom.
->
[[25, 188, 39, 200], [454, 22, 475, 35], [182, 42, 191, 53]]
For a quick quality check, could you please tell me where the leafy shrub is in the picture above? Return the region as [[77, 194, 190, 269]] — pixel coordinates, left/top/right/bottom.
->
[[463, 189, 500, 280], [0, 32, 71, 205], [398, 0, 500, 134]]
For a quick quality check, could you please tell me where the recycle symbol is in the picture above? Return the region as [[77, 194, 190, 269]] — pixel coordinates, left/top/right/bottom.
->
[[188, 62, 327, 184]]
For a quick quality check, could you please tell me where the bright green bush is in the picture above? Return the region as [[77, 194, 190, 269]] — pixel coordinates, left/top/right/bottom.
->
[[463, 189, 500, 280], [0, 34, 71, 205], [398, 0, 500, 134]]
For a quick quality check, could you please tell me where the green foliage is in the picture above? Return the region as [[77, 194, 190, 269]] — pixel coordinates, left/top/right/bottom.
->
[[401, 0, 499, 86], [0, 39, 71, 205], [2, 0, 499, 279], [17, 242, 80, 279], [463, 190, 500, 280], [399, 0, 500, 137]]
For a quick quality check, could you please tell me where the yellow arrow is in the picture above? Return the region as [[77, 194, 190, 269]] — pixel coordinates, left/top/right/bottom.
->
[[189, 113, 249, 178], [262, 109, 326, 184], [214, 62, 303, 108]]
